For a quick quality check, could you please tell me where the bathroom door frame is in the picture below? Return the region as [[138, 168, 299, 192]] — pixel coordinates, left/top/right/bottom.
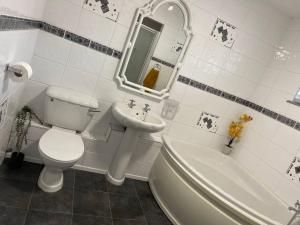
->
[[136, 24, 161, 85]]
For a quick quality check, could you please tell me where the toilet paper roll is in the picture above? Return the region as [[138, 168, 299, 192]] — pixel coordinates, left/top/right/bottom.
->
[[8, 62, 32, 83]]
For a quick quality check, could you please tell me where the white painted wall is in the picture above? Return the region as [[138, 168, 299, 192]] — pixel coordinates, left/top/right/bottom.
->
[[16, 0, 300, 210], [0, 0, 47, 162]]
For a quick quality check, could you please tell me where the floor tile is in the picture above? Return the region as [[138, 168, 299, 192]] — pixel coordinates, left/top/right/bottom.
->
[[25, 210, 72, 225], [0, 206, 27, 225], [110, 193, 143, 220], [138, 195, 172, 225], [30, 185, 73, 214], [0, 178, 34, 208], [74, 189, 111, 217], [63, 169, 75, 188], [72, 214, 112, 225], [75, 170, 107, 192], [107, 179, 137, 196], [113, 216, 148, 225], [0, 160, 42, 183], [134, 181, 152, 198]]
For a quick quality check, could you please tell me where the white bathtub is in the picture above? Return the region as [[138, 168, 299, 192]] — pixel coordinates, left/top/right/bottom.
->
[[149, 136, 292, 225]]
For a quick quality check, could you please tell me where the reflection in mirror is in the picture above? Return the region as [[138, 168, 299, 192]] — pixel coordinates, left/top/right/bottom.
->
[[115, 0, 192, 100], [125, 4, 186, 91]]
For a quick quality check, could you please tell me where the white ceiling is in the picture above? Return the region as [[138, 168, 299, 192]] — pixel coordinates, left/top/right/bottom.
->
[[267, 0, 300, 18]]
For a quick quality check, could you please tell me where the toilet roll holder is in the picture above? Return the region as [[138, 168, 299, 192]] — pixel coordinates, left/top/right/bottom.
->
[[5, 64, 23, 77]]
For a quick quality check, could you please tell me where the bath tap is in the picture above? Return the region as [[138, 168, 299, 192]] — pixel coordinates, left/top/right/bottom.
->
[[287, 200, 300, 225], [143, 104, 151, 113], [128, 99, 136, 108]]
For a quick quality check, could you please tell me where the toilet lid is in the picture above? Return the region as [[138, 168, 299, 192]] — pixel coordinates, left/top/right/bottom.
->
[[39, 128, 84, 162]]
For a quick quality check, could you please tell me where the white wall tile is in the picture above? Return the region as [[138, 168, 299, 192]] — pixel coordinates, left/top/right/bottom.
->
[[34, 32, 72, 64], [76, 9, 116, 45], [100, 56, 119, 80], [31, 56, 64, 86], [0, 0, 47, 19], [93, 77, 125, 103], [110, 24, 129, 51], [60, 67, 98, 96], [43, 0, 82, 32], [67, 43, 106, 76], [272, 124, 300, 155]]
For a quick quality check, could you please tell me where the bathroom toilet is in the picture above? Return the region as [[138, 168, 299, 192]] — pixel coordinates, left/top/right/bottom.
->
[[38, 86, 98, 192]]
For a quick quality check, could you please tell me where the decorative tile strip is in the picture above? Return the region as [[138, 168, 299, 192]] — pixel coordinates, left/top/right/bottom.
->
[[65, 31, 90, 47], [1, 16, 299, 132], [0, 15, 39, 31], [0, 15, 123, 59], [177, 75, 300, 132], [277, 115, 297, 128], [152, 57, 175, 69], [40, 22, 65, 37], [295, 123, 300, 131]]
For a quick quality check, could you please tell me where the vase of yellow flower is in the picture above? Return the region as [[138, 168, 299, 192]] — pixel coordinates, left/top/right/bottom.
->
[[222, 114, 253, 155]]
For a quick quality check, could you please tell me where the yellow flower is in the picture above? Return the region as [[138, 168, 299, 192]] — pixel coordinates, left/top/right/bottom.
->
[[228, 114, 252, 139]]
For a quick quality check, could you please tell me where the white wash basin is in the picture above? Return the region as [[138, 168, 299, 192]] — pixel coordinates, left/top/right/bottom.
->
[[111, 102, 166, 133], [107, 101, 166, 186]]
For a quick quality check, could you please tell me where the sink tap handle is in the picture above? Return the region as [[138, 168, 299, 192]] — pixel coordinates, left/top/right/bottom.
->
[[295, 200, 300, 209], [128, 99, 136, 108], [143, 104, 151, 113]]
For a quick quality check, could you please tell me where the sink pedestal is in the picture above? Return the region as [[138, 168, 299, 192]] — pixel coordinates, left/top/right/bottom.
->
[[106, 128, 139, 185]]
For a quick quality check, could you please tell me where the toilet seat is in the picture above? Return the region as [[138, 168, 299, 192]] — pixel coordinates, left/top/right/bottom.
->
[[39, 128, 84, 163]]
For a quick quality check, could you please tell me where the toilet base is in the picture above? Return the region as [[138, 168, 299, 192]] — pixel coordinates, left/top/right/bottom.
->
[[38, 166, 64, 193]]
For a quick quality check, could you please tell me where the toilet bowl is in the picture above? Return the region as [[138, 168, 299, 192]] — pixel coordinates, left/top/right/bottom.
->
[[38, 127, 84, 192], [37, 86, 98, 192]]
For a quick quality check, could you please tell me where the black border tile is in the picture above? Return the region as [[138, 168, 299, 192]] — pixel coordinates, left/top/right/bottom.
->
[[64, 31, 90, 47], [112, 50, 122, 59], [235, 97, 250, 106], [206, 86, 222, 96], [277, 115, 296, 128], [189, 80, 207, 90], [295, 123, 300, 131], [177, 75, 190, 84], [89, 41, 108, 54], [221, 92, 236, 101], [262, 108, 278, 119], [152, 56, 175, 69], [248, 102, 263, 112]]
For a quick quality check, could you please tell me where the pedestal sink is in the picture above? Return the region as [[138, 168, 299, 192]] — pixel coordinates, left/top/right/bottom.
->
[[106, 101, 166, 185]]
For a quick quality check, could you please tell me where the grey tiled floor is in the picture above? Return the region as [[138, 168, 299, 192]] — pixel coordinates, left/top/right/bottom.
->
[[0, 161, 173, 225]]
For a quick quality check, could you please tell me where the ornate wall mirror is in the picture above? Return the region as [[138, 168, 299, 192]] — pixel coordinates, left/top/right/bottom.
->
[[115, 0, 193, 100]]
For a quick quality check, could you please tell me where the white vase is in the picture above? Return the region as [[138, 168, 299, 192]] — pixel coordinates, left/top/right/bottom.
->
[[222, 145, 232, 155]]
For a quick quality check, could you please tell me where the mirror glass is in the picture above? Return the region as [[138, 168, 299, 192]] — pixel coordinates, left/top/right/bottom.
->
[[124, 3, 187, 91]]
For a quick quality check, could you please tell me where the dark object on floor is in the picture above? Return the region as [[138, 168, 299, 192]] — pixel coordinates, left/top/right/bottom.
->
[[5, 152, 25, 169]]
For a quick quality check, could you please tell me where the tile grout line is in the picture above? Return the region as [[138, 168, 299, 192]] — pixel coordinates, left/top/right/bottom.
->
[[105, 178, 113, 223], [71, 171, 75, 225], [22, 178, 36, 225], [133, 182, 150, 225]]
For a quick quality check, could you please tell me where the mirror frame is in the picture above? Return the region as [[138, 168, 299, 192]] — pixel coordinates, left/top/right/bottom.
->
[[115, 0, 193, 100]]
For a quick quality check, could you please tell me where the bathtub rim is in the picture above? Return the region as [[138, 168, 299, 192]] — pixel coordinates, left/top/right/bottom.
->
[[155, 135, 289, 225]]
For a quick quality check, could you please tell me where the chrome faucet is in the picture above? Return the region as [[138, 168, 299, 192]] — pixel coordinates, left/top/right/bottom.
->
[[143, 104, 151, 113], [289, 200, 300, 212], [287, 200, 300, 225], [128, 99, 136, 108]]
